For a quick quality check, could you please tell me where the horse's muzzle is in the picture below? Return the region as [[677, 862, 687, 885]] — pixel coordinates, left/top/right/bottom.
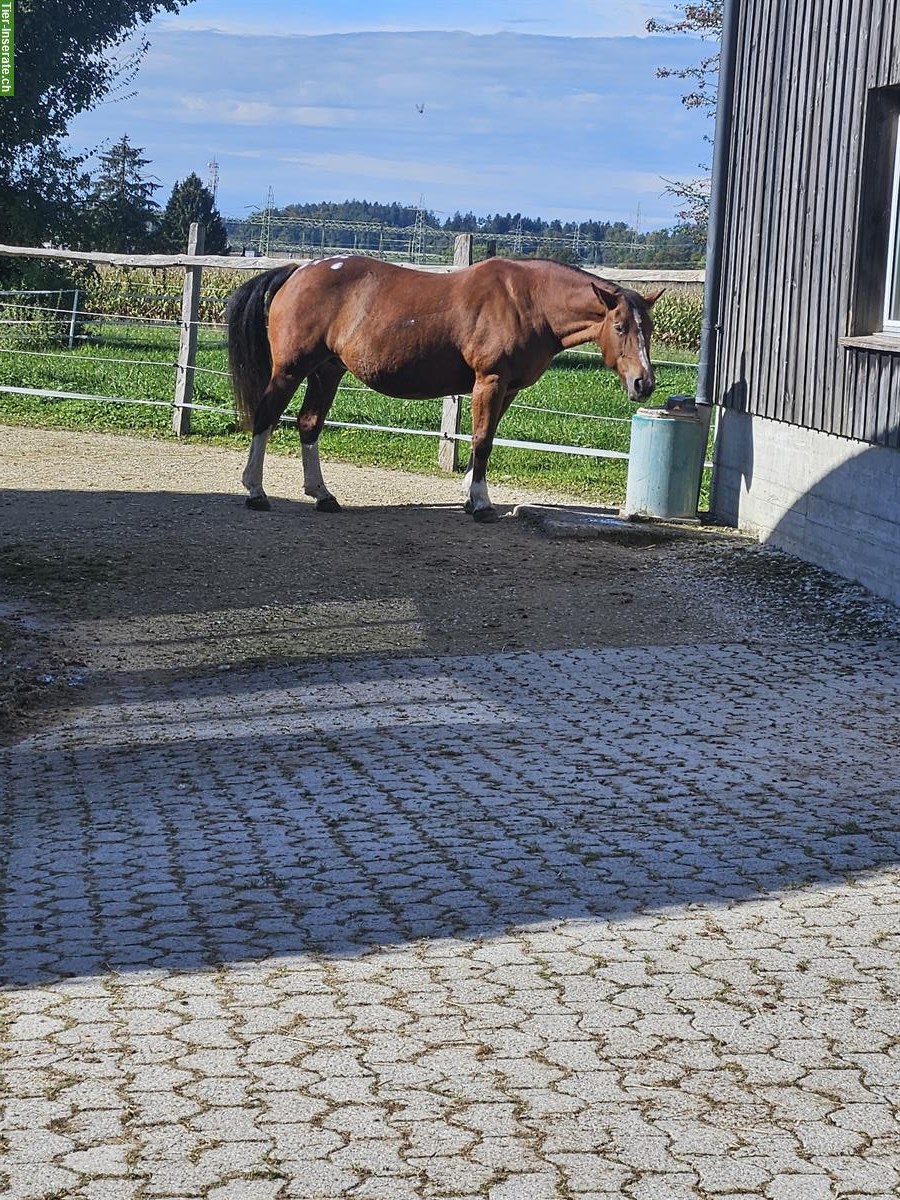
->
[[628, 374, 656, 402]]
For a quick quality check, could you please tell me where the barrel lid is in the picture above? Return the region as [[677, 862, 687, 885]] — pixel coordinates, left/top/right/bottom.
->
[[635, 405, 701, 421]]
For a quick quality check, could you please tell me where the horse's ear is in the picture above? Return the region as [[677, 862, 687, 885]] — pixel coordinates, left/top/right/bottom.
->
[[592, 282, 620, 311], [642, 289, 665, 307]]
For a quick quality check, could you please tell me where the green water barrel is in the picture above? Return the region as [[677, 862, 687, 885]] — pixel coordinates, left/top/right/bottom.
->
[[623, 402, 707, 521]]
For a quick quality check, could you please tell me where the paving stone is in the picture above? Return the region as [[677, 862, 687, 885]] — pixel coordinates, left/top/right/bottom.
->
[[627, 1174, 702, 1200], [205, 1180, 286, 1200], [279, 1160, 361, 1196], [347, 1179, 423, 1200], [1, 638, 898, 1200], [76, 1181, 143, 1200], [548, 1152, 634, 1192], [61, 1143, 132, 1175], [488, 1173, 560, 1199], [792, 1120, 865, 1155], [766, 1175, 836, 1200]]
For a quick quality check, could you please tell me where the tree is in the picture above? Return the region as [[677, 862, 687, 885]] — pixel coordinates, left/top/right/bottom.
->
[[2, 144, 92, 251], [0, 2, 192, 251], [86, 135, 160, 252], [157, 173, 229, 252], [647, 1, 723, 233]]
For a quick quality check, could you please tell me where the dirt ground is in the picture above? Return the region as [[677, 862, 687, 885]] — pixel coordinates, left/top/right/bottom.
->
[[1, 426, 897, 740]]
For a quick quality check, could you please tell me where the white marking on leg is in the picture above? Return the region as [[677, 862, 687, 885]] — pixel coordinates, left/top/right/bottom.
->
[[462, 467, 474, 504], [302, 441, 336, 502], [242, 428, 271, 499], [469, 478, 492, 512]]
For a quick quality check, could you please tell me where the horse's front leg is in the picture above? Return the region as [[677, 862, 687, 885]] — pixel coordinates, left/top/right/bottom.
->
[[298, 361, 346, 512], [301, 441, 340, 512], [463, 374, 508, 524]]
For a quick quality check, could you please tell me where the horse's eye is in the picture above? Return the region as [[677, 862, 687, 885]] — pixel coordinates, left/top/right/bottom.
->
[[614, 323, 625, 335]]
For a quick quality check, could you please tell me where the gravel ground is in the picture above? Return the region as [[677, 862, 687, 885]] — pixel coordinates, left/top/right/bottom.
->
[[1, 425, 898, 741]]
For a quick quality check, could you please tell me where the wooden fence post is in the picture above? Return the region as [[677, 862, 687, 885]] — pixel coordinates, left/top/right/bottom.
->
[[440, 247, 467, 471], [453, 233, 473, 267], [438, 394, 462, 472], [172, 222, 205, 436]]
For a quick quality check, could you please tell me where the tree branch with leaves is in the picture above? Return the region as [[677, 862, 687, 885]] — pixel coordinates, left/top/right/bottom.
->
[[1, 1, 193, 254], [647, 1, 723, 234]]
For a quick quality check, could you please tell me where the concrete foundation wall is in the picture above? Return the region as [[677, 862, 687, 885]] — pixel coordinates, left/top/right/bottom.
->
[[712, 409, 900, 606]]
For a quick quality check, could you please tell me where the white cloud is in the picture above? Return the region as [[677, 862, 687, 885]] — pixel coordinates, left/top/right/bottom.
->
[[68, 25, 711, 226], [177, 97, 353, 127], [158, 0, 681, 39]]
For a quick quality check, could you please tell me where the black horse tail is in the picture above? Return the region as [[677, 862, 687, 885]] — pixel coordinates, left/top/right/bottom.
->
[[226, 264, 298, 431]]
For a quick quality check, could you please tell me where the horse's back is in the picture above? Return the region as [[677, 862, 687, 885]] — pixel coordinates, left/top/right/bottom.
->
[[266, 255, 557, 397], [279, 254, 535, 303]]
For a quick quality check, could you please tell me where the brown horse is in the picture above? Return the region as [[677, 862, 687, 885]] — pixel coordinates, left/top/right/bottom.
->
[[227, 256, 662, 522]]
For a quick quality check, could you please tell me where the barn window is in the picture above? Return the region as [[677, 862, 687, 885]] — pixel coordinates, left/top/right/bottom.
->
[[846, 87, 900, 345], [883, 129, 900, 334]]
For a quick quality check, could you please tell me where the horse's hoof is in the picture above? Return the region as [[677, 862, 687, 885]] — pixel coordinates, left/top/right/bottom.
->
[[245, 496, 272, 511], [472, 506, 499, 524], [463, 499, 475, 515], [315, 496, 342, 513]]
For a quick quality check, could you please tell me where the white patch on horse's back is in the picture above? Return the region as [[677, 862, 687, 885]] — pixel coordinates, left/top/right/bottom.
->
[[330, 261, 344, 270], [631, 305, 651, 372]]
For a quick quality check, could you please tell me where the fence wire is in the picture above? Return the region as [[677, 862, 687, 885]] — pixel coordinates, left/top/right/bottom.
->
[[0, 281, 699, 465]]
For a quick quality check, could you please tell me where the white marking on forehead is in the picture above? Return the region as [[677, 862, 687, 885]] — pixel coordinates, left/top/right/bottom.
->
[[631, 305, 651, 373]]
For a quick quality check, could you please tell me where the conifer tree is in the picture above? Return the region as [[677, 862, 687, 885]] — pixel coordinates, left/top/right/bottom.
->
[[157, 173, 229, 253], [86, 135, 160, 252]]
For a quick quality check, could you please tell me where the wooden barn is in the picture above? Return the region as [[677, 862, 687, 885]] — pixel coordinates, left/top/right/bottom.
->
[[708, 0, 900, 605]]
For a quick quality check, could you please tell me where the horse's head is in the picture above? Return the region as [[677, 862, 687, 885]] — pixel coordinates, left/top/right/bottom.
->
[[593, 284, 664, 403]]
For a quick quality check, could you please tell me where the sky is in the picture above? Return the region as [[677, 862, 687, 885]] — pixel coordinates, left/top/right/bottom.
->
[[66, 0, 715, 230]]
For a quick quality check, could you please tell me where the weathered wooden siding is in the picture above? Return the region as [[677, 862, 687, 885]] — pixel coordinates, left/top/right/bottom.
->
[[717, 0, 900, 449]]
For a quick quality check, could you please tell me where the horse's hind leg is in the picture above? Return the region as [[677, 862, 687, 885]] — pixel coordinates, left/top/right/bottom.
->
[[241, 370, 301, 510], [297, 359, 346, 512], [242, 428, 273, 509]]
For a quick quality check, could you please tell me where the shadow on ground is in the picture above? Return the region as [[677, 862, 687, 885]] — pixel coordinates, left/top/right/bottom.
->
[[2, 639, 898, 988], [0, 483, 747, 738]]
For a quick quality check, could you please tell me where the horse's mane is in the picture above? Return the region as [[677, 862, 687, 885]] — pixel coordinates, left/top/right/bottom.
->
[[506, 257, 632, 299]]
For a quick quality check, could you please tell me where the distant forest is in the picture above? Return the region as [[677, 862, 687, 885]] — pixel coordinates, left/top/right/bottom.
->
[[224, 199, 705, 268]]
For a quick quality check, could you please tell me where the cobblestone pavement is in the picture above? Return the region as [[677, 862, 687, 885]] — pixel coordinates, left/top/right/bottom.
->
[[2, 632, 899, 1200]]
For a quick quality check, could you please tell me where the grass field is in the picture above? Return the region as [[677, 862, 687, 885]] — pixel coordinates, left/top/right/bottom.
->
[[0, 319, 702, 504]]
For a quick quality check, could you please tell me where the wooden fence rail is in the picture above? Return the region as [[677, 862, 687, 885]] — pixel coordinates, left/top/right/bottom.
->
[[0, 237, 705, 283]]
